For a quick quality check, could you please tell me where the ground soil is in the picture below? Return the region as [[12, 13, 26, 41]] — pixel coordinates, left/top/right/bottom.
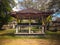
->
[[0, 39, 60, 45]]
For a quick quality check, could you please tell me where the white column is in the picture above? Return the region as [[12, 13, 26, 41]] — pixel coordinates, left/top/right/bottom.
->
[[19, 19, 21, 32], [19, 25, 21, 32], [16, 16, 19, 34], [12, 24, 15, 29], [16, 25, 18, 33], [42, 26, 45, 34], [39, 26, 41, 33], [29, 23, 31, 34], [29, 17, 31, 34], [39, 18, 41, 33], [41, 17, 45, 34]]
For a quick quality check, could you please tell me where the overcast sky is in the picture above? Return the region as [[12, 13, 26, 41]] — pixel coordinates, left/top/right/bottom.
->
[[12, 0, 25, 11]]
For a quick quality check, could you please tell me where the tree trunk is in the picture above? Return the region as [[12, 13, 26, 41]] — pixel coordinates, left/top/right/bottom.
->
[[0, 23, 4, 30]]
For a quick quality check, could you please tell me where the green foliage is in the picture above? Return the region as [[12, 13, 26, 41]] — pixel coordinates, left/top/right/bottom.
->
[[19, 0, 49, 11], [0, 0, 15, 29], [48, 0, 60, 11], [46, 15, 52, 23]]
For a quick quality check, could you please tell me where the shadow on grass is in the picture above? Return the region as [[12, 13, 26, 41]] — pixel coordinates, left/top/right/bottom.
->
[[0, 29, 5, 31], [48, 35, 60, 45], [0, 33, 15, 37], [45, 34, 60, 40], [0, 32, 60, 39], [0, 33, 47, 39]]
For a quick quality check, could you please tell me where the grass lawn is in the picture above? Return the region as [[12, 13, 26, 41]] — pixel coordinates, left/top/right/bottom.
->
[[0, 29, 46, 39], [46, 31, 60, 35], [0, 29, 60, 39]]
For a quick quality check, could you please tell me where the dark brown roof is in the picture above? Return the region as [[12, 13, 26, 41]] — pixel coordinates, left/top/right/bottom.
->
[[11, 8, 53, 19]]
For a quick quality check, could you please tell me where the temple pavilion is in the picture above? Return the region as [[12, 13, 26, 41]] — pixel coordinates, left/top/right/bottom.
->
[[11, 8, 53, 34]]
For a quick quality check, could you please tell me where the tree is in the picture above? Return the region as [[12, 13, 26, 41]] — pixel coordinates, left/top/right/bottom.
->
[[18, 0, 50, 11], [0, 0, 15, 29], [48, 0, 60, 12]]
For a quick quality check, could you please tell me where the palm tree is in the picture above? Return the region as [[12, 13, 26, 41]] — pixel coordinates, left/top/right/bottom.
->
[[45, 15, 53, 32], [41, 15, 52, 33]]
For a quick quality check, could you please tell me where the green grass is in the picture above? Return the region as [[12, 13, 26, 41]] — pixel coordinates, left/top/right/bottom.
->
[[0, 29, 45, 39], [0, 29, 15, 34], [0, 29, 60, 39], [45, 31, 60, 40], [45, 31, 60, 35]]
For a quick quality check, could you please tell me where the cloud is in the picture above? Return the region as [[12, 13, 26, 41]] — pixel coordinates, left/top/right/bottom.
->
[[14, 0, 18, 3]]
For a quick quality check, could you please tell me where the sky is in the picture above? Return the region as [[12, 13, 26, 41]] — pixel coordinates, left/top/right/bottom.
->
[[14, 0, 24, 3], [12, 0, 24, 11], [53, 12, 60, 17]]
